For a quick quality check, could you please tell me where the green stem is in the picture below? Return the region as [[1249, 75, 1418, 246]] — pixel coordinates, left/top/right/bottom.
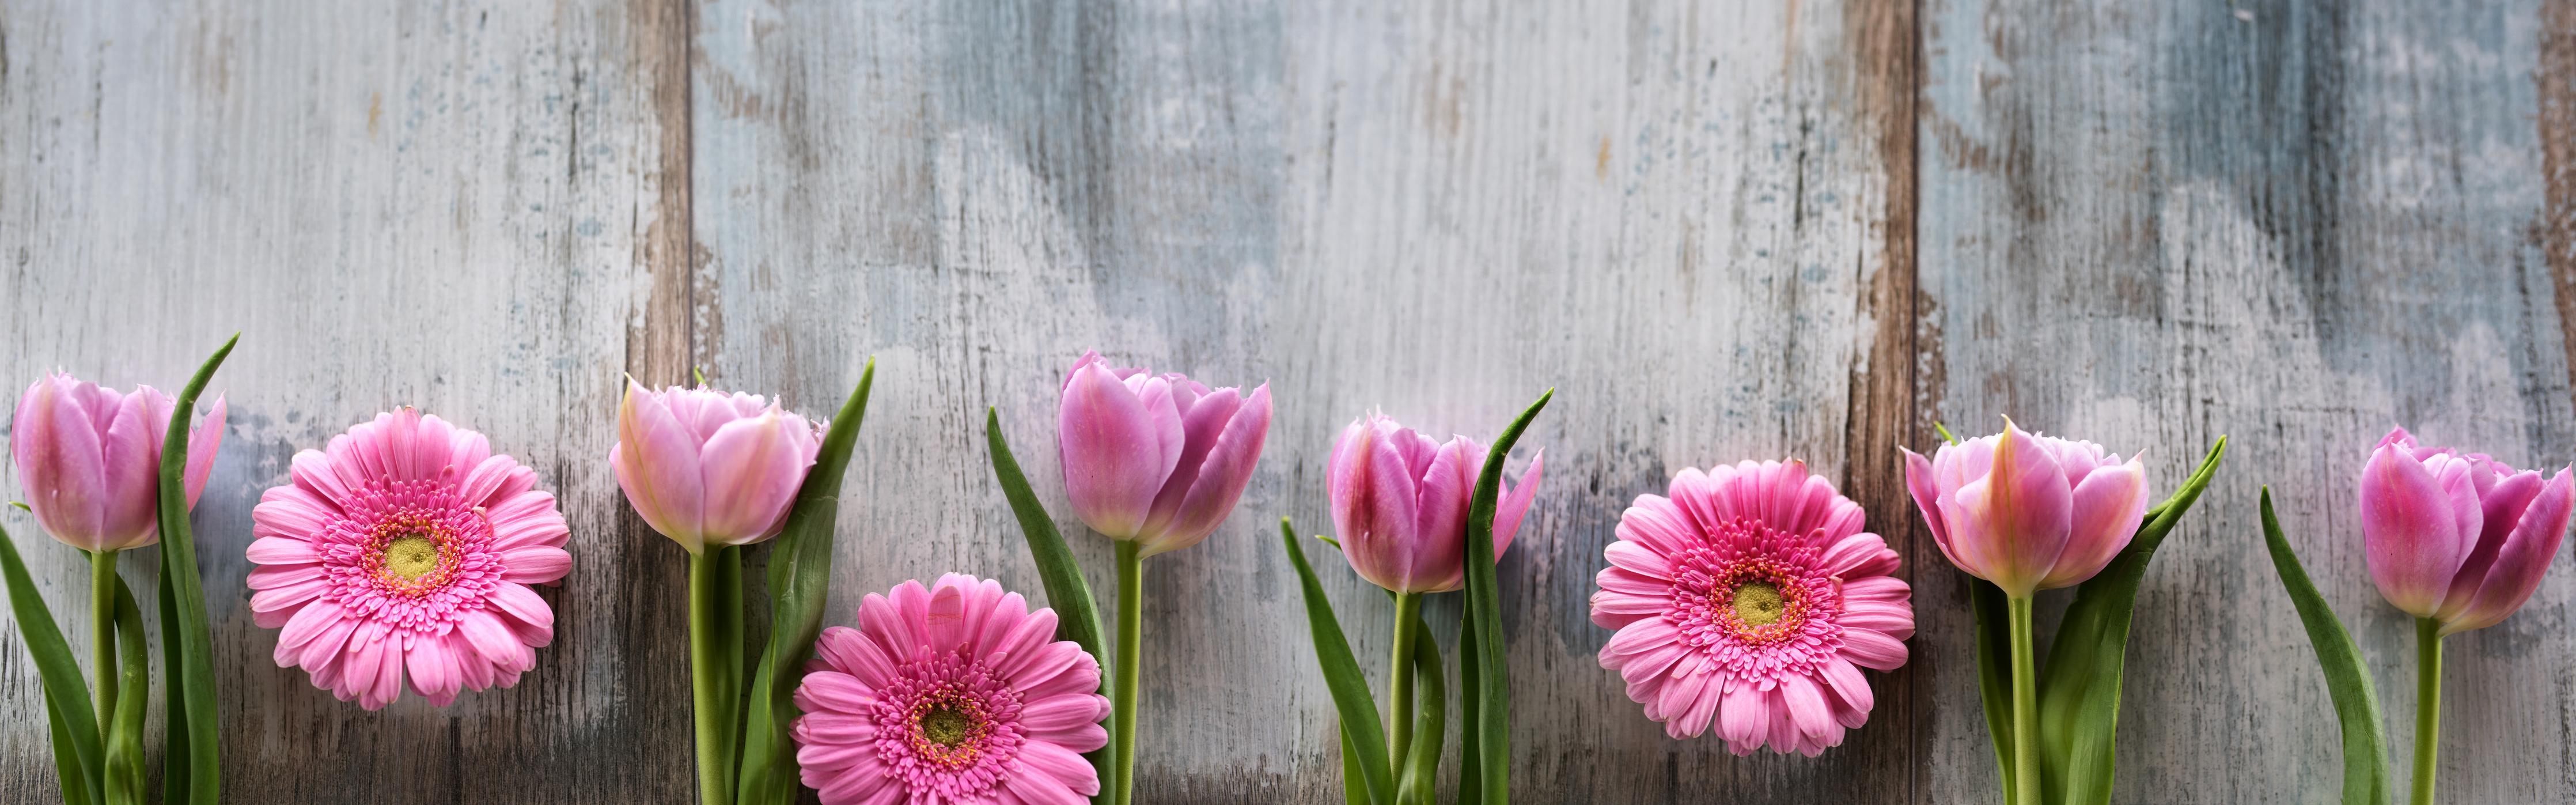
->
[[1387, 592, 1422, 770], [2008, 595, 2040, 805], [90, 549, 116, 742], [2411, 617, 2443, 805], [1112, 541, 1145, 805], [688, 549, 740, 805]]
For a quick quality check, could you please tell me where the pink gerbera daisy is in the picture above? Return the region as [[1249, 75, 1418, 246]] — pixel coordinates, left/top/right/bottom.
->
[[1590, 459, 1914, 755], [793, 573, 1109, 805], [246, 408, 573, 709]]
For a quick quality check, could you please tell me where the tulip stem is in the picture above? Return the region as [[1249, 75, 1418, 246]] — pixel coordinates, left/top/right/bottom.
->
[[90, 549, 118, 741], [1112, 541, 1144, 805], [1388, 592, 1422, 770], [688, 547, 743, 805], [2412, 617, 2443, 805], [2008, 595, 2039, 805]]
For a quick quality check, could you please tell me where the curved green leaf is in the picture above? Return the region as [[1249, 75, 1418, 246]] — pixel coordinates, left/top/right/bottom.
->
[[157, 334, 233, 805], [0, 521, 102, 805], [2260, 487, 2391, 805], [1461, 388, 1550, 805], [2035, 436, 2226, 804], [1281, 518, 1394, 805], [737, 359, 876, 805], [1395, 609, 1446, 805]]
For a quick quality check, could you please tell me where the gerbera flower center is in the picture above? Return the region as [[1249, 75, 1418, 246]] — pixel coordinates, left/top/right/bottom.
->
[[919, 706, 974, 747], [906, 687, 995, 768], [381, 535, 442, 579], [1732, 581, 1786, 626]]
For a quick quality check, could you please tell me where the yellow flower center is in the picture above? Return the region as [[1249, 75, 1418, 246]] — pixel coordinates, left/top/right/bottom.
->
[[919, 706, 973, 747], [381, 535, 442, 580], [1732, 581, 1786, 626]]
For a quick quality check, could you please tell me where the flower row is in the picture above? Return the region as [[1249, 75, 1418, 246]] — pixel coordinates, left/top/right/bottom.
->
[[5, 342, 2564, 805]]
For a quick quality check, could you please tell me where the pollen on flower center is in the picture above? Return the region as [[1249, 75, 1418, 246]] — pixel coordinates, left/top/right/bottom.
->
[[1732, 581, 1786, 626], [920, 706, 973, 747], [904, 687, 997, 769], [381, 535, 442, 579]]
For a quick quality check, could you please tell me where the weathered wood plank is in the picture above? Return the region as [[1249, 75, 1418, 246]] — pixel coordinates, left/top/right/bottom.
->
[[1918, 0, 2576, 800], [691, 0, 1915, 801], [0, 0, 685, 801]]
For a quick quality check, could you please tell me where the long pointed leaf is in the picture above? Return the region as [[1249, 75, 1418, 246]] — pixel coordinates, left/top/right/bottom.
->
[[1970, 577, 2017, 805], [986, 406, 1112, 802], [157, 334, 233, 805], [2260, 487, 2391, 805], [1457, 621, 1481, 805], [737, 359, 876, 805], [984, 406, 1107, 657], [1395, 610, 1446, 805], [0, 521, 103, 805], [104, 576, 146, 804], [2035, 436, 2227, 804], [1461, 388, 1549, 805], [1281, 518, 1395, 805], [157, 564, 187, 804]]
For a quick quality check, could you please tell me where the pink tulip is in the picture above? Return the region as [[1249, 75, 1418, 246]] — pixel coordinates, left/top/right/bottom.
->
[[1901, 417, 2150, 597], [610, 379, 822, 555], [2360, 426, 2571, 634], [1056, 350, 1271, 556], [10, 373, 226, 552], [1328, 414, 1544, 594]]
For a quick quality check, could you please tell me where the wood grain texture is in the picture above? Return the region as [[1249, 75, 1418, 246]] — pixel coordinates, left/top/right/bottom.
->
[[1919, 0, 2574, 801], [0, 0, 2568, 802]]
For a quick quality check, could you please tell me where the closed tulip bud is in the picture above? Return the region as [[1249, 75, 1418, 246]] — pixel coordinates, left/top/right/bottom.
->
[[1902, 417, 2150, 598], [1328, 414, 1544, 594], [2360, 426, 2571, 634], [610, 379, 822, 555], [12, 373, 226, 552], [1056, 350, 1271, 557]]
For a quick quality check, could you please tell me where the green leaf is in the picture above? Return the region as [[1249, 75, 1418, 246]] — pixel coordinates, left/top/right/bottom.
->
[[1395, 609, 1446, 805], [2034, 436, 2227, 804], [1461, 388, 1550, 805], [157, 334, 233, 805], [1970, 577, 2016, 805], [1281, 518, 1395, 805], [0, 520, 103, 805], [983, 407, 1107, 660], [104, 575, 146, 805], [984, 406, 1113, 802], [1338, 731, 1370, 805], [736, 359, 876, 805], [1456, 619, 1482, 805], [2260, 487, 2392, 805]]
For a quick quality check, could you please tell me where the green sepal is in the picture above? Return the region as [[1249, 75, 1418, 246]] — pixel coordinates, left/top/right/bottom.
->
[[2034, 436, 2227, 804], [736, 358, 876, 805], [2260, 487, 2391, 805], [1281, 518, 1395, 805], [0, 520, 103, 805], [157, 334, 233, 805]]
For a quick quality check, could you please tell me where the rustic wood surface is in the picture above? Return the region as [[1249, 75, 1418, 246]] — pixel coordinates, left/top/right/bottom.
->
[[0, 0, 2567, 802]]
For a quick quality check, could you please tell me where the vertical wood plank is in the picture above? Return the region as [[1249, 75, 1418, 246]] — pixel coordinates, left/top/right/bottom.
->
[[691, 0, 1915, 800], [0, 0, 685, 800], [1918, 0, 2575, 800]]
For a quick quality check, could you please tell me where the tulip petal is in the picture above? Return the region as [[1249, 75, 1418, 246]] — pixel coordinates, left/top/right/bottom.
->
[[183, 394, 229, 511], [1058, 358, 1177, 539], [694, 409, 816, 546], [1144, 383, 1267, 556], [2442, 467, 2573, 634], [2036, 452, 2148, 589], [1945, 419, 2073, 595], [2361, 443, 2474, 617], [1137, 386, 1243, 539], [613, 380, 707, 551]]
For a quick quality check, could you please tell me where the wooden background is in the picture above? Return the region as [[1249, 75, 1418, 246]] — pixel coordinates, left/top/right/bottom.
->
[[0, 0, 2570, 802]]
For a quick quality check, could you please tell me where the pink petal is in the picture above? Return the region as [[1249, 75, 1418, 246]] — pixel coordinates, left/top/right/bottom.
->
[[1145, 383, 1269, 556], [2362, 443, 2476, 616], [2037, 453, 2149, 589], [1058, 357, 1179, 539], [2442, 467, 2573, 633]]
